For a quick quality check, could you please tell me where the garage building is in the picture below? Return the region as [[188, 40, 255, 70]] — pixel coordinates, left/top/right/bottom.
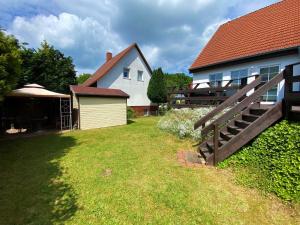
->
[[70, 85, 129, 130]]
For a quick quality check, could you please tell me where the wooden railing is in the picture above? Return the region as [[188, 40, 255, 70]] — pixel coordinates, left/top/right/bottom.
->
[[168, 76, 254, 108], [194, 75, 261, 130], [198, 71, 284, 138], [284, 63, 300, 119]]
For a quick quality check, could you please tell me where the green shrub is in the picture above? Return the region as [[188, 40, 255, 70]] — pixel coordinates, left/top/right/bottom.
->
[[219, 120, 300, 202], [127, 107, 136, 119]]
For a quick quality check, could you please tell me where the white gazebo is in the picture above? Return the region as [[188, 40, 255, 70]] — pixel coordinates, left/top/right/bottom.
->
[[1, 84, 72, 133]]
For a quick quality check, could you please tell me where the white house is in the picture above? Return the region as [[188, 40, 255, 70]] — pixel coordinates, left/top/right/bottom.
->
[[189, 0, 300, 102], [83, 43, 156, 116]]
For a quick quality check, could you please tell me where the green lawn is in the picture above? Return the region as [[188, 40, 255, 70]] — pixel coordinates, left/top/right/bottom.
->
[[0, 117, 299, 225]]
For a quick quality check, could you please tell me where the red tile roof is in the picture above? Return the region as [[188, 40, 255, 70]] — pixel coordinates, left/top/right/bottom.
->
[[83, 43, 152, 87], [70, 85, 129, 98], [190, 0, 300, 72]]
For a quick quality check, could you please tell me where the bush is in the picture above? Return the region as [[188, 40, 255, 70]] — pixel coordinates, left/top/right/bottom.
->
[[219, 120, 300, 202], [127, 107, 136, 119], [158, 103, 169, 116], [157, 107, 214, 140]]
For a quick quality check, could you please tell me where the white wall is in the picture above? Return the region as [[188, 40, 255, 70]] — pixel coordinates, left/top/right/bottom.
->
[[192, 54, 300, 102], [96, 48, 151, 107]]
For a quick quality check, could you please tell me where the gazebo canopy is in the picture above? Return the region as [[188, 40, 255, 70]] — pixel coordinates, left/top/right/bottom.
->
[[7, 84, 70, 98]]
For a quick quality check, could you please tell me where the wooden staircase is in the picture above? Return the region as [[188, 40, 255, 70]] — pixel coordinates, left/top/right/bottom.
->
[[194, 63, 300, 166]]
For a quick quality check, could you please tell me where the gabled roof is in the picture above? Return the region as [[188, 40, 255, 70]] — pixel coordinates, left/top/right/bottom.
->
[[190, 0, 300, 72], [70, 85, 129, 98], [83, 43, 152, 87]]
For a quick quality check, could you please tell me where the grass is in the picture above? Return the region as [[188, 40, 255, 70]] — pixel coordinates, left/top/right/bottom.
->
[[0, 117, 299, 225]]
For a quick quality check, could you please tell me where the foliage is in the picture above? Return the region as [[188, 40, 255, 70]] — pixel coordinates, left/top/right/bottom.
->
[[219, 120, 300, 202], [19, 41, 76, 93], [157, 108, 214, 140], [0, 30, 22, 101], [77, 73, 91, 84], [147, 68, 167, 104], [0, 117, 298, 224], [127, 106, 136, 119], [164, 73, 192, 90], [158, 103, 170, 116]]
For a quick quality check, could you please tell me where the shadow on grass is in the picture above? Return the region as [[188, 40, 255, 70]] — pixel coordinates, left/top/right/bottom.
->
[[127, 119, 136, 124], [0, 134, 78, 225]]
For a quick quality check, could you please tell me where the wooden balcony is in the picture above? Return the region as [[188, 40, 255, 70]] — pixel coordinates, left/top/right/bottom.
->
[[168, 77, 252, 108]]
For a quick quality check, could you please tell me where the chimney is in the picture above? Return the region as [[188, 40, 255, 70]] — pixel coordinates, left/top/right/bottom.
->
[[106, 52, 112, 62]]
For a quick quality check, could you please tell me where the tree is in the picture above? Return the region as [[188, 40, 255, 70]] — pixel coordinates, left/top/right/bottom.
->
[[147, 68, 167, 104], [77, 73, 91, 84], [164, 73, 192, 90], [0, 30, 22, 101], [19, 41, 76, 93]]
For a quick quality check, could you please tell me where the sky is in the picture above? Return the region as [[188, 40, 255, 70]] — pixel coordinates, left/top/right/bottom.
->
[[0, 0, 279, 75]]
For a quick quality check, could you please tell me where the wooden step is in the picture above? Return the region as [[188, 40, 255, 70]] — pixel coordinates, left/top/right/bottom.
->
[[227, 125, 243, 135], [206, 139, 227, 151], [235, 119, 251, 129], [249, 108, 267, 116], [242, 113, 259, 122], [220, 131, 235, 141], [198, 146, 212, 160]]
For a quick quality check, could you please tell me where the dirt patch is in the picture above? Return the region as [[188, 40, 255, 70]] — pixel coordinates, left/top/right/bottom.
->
[[177, 150, 205, 167]]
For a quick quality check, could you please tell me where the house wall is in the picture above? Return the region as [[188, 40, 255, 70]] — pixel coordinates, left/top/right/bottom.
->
[[96, 48, 152, 107], [78, 96, 127, 130], [192, 54, 300, 102]]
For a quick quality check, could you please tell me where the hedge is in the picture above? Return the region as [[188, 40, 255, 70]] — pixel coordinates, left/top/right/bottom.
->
[[218, 120, 300, 202]]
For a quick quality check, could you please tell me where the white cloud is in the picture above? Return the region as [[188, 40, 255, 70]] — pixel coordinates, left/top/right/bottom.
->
[[9, 13, 124, 73], [200, 19, 229, 44], [3, 0, 280, 74]]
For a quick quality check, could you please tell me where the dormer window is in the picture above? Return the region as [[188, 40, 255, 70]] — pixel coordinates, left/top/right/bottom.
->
[[123, 68, 130, 79]]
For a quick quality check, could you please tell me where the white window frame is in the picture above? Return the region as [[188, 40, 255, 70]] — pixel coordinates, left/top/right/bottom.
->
[[259, 64, 280, 102], [137, 70, 144, 82], [123, 68, 130, 79]]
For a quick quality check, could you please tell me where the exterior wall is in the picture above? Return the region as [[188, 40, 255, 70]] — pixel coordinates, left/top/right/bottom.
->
[[131, 105, 158, 116], [78, 96, 127, 130], [96, 48, 152, 107], [192, 54, 300, 102]]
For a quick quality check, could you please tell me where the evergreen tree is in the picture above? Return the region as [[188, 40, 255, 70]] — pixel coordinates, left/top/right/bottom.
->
[[147, 68, 167, 104]]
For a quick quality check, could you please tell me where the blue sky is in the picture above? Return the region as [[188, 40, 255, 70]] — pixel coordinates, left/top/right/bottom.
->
[[0, 0, 279, 75]]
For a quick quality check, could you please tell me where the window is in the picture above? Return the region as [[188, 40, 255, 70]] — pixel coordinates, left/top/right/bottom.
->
[[209, 73, 223, 87], [123, 68, 130, 79], [260, 65, 280, 101], [231, 69, 248, 86], [137, 70, 143, 81]]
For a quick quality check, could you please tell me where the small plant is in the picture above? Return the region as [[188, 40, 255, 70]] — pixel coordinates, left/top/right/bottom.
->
[[127, 107, 136, 119]]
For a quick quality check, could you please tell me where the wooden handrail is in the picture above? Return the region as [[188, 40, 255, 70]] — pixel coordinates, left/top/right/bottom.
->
[[194, 75, 261, 130], [167, 74, 259, 92], [201, 71, 284, 137]]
